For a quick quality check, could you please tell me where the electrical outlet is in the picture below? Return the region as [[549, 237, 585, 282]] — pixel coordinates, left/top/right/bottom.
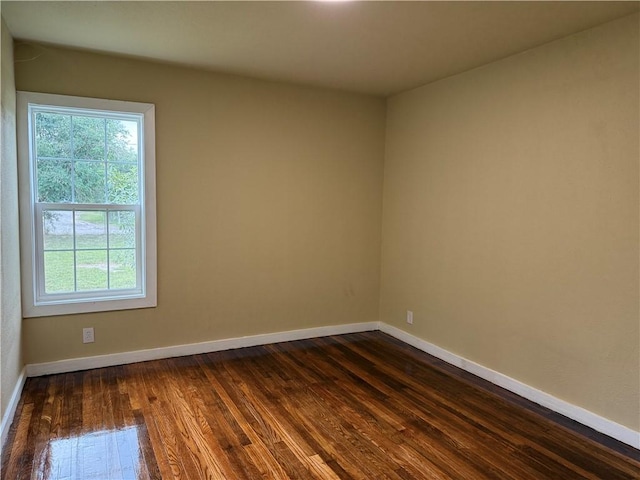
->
[[406, 310, 413, 325], [82, 327, 95, 344]]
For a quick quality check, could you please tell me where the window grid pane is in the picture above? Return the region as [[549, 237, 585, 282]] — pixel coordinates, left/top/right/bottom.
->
[[43, 251, 75, 294], [35, 112, 71, 159], [109, 249, 137, 290], [72, 116, 106, 161], [37, 159, 72, 203], [76, 250, 108, 291], [43, 211, 73, 250]]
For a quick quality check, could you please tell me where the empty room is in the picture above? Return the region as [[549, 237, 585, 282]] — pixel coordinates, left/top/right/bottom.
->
[[0, 1, 639, 479]]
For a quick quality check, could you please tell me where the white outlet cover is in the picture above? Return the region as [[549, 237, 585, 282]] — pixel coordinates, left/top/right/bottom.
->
[[406, 311, 413, 324], [83, 327, 95, 343]]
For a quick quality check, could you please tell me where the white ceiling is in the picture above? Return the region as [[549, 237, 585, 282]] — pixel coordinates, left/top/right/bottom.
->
[[2, 1, 639, 96]]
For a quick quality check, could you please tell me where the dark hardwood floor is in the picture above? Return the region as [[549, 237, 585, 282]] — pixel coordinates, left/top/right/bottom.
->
[[2, 331, 639, 479]]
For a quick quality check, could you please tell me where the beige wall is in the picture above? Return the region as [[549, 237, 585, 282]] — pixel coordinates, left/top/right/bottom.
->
[[15, 45, 386, 364], [1, 17, 23, 420], [381, 13, 639, 430]]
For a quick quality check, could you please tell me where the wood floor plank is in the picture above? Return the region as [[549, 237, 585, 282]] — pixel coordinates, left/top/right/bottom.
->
[[124, 363, 170, 479], [2, 332, 639, 480], [227, 365, 343, 480], [2, 402, 34, 480], [162, 358, 237, 479], [143, 359, 204, 479], [206, 354, 307, 480], [30, 376, 57, 480]]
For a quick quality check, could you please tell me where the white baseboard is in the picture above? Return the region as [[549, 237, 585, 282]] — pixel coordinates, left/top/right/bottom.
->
[[378, 322, 640, 450], [26, 321, 380, 377], [1, 368, 26, 454]]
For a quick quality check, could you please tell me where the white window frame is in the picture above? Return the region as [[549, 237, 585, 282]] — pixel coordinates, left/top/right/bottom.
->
[[17, 91, 157, 317]]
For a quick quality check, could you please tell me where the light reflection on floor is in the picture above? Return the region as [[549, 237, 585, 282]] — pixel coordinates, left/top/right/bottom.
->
[[37, 426, 144, 480]]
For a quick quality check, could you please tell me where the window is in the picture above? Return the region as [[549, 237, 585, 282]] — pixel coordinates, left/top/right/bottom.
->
[[17, 92, 156, 317]]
